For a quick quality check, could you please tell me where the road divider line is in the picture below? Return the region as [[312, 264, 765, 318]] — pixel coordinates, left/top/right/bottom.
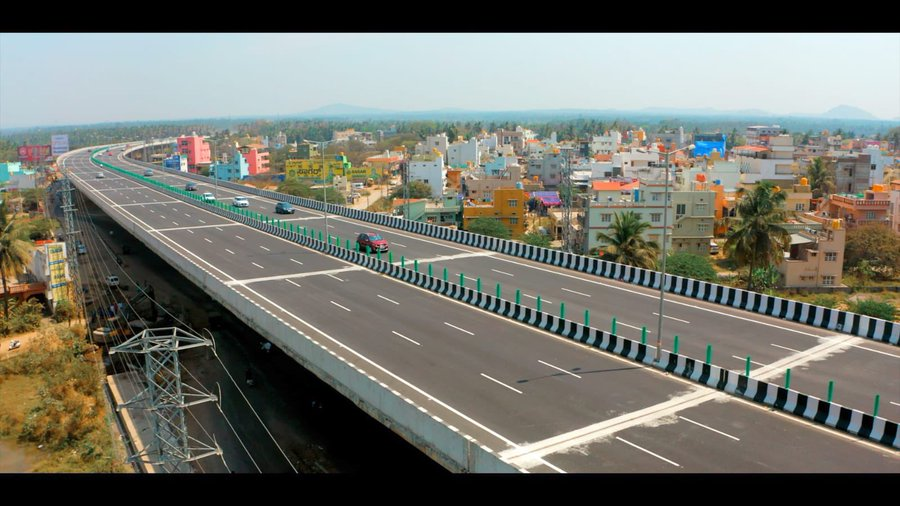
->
[[537, 360, 582, 379], [491, 269, 514, 277], [393, 242, 407, 247], [848, 344, 900, 359], [480, 373, 523, 395], [562, 287, 591, 298], [617, 321, 650, 332], [391, 331, 421, 346], [285, 279, 301, 288], [652, 312, 689, 324], [235, 235, 245, 241], [522, 294, 553, 304], [187, 230, 194, 234], [330, 300, 351, 312], [444, 322, 474, 336], [731, 355, 766, 367], [770, 343, 804, 354], [225, 249, 235, 255], [260, 246, 271, 251], [290, 259, 303, 265], [326, 274, 345, 282], [616, 437, 680, 467], [198, 219, 206, 224], [251, 262, 265, 269], [204, 238, 213, 243], [678, 416, 740, 441], [377, 295, 399, 305]]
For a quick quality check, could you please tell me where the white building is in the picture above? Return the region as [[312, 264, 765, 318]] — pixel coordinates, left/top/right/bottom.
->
[[409, 154, 446, 199], [735, 134, 796, 185], [864, 146, 888, 188], [591, 131, 622, 155], [415, 133, 450, 161], [614, 148, 664, 180], [447, 138, 480, 168], [745, 125, 782, 145]]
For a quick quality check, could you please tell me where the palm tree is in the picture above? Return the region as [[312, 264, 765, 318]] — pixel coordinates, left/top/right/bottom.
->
[[724, 182, 792, 290], [0, 203, 34, 332], [807, 157, 835, 199], [596, 211, 660, 269]]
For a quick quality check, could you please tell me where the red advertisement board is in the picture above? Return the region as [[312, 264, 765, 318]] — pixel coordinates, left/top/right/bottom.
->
[[17, 144, 52, 163]]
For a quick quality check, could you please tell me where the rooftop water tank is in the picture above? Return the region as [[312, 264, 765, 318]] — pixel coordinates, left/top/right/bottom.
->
[[800, 177, 808, 186]]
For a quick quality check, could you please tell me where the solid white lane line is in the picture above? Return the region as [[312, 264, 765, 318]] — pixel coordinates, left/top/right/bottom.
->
[[652, 312, 690, 324], [890, 401, 900, 408], [480, 373, 523, 395], [562, 287, 591, 298], [444, 322, 474, 336], [377, 295, 399, 305], [538, 360, 582, 379], [326, 274, 345, 282], [616, 437, 680, 467], [224, 266, 364, 286], [290, 259, 303, 265], [771, 343, 804, 354], [285, 279, 301, 288], [491, 269, 514, 277], [617, 321, 651, 333], [235, 235, 245, 241], [259, 246, 271, 251], [393, 242, 407, 247], [731, 355, 766, 367], [392, 331, 421, 346], [204, 238, 213, 243], [678, 416, 740, 441], [330, 300, 351, 312], [225, 249, 235, 255], [848, 344, 900, 359], [522, 294, 553, 303], [252, 262, 265, 269]]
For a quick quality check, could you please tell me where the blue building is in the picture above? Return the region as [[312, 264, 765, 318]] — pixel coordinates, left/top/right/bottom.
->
[[0, 161, 23, 183], [210, 149, 249, 181], [693, 133, 727, 158]]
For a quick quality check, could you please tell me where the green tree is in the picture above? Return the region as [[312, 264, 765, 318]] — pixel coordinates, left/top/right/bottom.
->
[[0, 207, 34, 333], [467, 217, 511, 239], [806, 157, 835, 200], [665, 252, 717, 282], [23, 216, 60, 241], [390, 181, 433, 200], [844, 223, 900, 281], [724, 182, 791, 291], [20, 188, 45, 212], [53, 299, 76, 325], [851, 300, 897, 321], [521, 232, 551, 248], [595, 211, 659, 269]]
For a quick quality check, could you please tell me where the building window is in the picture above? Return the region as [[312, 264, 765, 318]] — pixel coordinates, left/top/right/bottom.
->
[[825, 252, 837, 262], [698, 223, 710, 233], [676, 203, 686, 216], [651, 213, 661, 223], [423, 179, 429, 184], [822, 275, 835, 286], [601, 214, 612, 222], [507, 199, 517, 207], [651, 193, 660, 201], [509, 217, 518, 225], [795, 203, 805, 211], [866, 211, 876, 219]]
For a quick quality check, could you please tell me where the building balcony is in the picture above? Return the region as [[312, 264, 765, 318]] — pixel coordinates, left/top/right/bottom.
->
[[830, 194, 890, 207]]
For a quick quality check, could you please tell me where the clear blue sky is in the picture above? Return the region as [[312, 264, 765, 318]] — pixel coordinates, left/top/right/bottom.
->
[[1, 33, 898, 128]]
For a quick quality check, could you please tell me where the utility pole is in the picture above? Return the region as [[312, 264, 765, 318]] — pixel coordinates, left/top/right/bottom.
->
[[403, 155, 410, 220], [562, 148, 573, 253], [59, 176, 85, 321]]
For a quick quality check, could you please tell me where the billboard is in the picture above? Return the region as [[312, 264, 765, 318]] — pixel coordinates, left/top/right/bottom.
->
[[45, 242, 70, 304], [51, 134, 70, 156], [17, 145, 52, 164]]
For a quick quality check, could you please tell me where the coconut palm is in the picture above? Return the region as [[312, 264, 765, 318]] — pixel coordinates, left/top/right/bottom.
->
[[724, 182, 792, 290], [0, 204, 34, 333], [807, 157, 835, 200], [596, 211, 660, 269]]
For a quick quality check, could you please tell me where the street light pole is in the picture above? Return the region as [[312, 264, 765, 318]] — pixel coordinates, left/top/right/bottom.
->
[[321, 141, 328, 235], [655, 143, 694, 363]]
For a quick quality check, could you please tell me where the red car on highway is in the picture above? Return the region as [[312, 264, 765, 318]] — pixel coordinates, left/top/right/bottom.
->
[[357, 232, 389, 253]]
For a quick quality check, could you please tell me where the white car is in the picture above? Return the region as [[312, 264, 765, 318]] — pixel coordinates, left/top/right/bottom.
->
[[232, 196, 249, 207], [106, 275, 120, 287], [96, 172, 105, 178], [201, 192, 216, 202]]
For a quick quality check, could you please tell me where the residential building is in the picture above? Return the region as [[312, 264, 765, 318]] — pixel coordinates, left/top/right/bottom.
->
[[238, 145, 270, 176], [176, 134, 211, 171], [783, 179, 813, 215], [525, 139, 548, 156], [526, 151, 564, 187], [590, 131, 621, 156], [393, 197, 462, 226], [581, 180, 674, 254], [745, 125, 783, 145], [890, 180, 900, 234], [29, 241, 70, 311], [778, 214, 846, 288], [332, 128, 374, 145], [409, 153, 446, 199], [830, 151, 874, 194], [0, 161, 36, 189], [462, 187, 526, 237], [483, 155, 519, 177], [0, 161, 22, 183], [211, 149, 249, 181], [365, 151, 404, 179], [816, 185, 891, 228], [415, 134, 450, 160], [496, 129, 526, 154], [447, 137, 480, 168], [613, 148, 667, 180], [590, 179, 640, 204], [648, 127, 685, 150], [463, 164, 523, 201], [692, 133, 727, 158], [735, 134, 796, 185], [671, 189, 716, 255], [477, 133, 499, 152], [274, 131, 288, 149]]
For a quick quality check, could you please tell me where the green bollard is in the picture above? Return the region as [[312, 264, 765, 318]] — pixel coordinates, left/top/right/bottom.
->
[[290, 223, 294, 233], [705, 344, 712, 364], [673, 335, 680, 354], [496, 283, 501, 299], [477, 278, 482, 293], [388, 251, 393, 263], [745, 356, 751, 377], [560, 302, 565, 319], [318, 231, 323, 242], [537, 296, 542, 312], [414, 259, 418, 273], [401, 256, 405, 269], [460, 273, 465, 287], [428, 264, 433, 277], [443, 267, 448, 281], [377, 250, 381, 261], [827, 380, 834, 403], [515, 289, 521, 305], [355, 240, 359, 252], [584, 309, 589, 327], [873, 394, 880, 417], [641, 327, 647, 344], [346, 239, 350, 249], [611, 317, 617, 334], [785, 368, 792, 390]]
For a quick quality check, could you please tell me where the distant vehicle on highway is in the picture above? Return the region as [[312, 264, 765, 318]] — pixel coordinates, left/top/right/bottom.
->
[[96, 172, 105, 178], [76, 242, 87, 255], [185, 182, 198, 191], [143, 168, 154, 176], [275, 202, 295, 214], [357, 232, 388, 253], [232, 196, 249, 207], [106, 275, 120, 287], [201, 192, 216, 202]]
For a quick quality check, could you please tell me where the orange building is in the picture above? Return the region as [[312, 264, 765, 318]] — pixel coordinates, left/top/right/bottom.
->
[[462, 187, 526, 237], [817, 185, 891, 228]]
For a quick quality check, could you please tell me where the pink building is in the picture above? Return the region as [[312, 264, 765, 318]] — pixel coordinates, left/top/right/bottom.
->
[[176, 134, 211, 171], [238, 145, 270, 175]]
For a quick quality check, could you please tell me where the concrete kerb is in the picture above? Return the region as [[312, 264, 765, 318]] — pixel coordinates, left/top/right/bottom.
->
[[109, 156, 900, 450], [133, 158, 899, 347]]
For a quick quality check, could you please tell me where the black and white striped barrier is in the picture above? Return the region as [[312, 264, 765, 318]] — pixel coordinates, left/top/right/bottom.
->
[[105, 161, 900, 451], [143, 162, 899, 347]]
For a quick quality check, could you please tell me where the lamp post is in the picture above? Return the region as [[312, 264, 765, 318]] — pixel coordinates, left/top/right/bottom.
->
[[303, 138, 334, 235], [655, 143, 694, 363], [211, 139, 218, 199]]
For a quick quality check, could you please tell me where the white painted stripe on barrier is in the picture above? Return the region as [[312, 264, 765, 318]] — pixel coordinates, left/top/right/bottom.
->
[[824, 403, 842, 427], [742, 378, 759, 400], [846, 409, 864, 435], [869, 417, 886, 442], [800, 397, 820, 420], [798, 303, 809, 324], [872, 319, 885, 340], [827, 310, 840, 331], [722, 371, 740, 395], [695, 281, 707, 301], [761, 382, 779, 406], [611, 335, 626, 356], [687, 359, 703, 382]]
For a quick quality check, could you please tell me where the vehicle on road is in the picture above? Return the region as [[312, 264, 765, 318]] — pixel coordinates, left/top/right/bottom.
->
[[96, 172, 105, 178], [201, 192, 216, 202], [232, 196, 249, 207], [356, 232, 388, 253], [185, 182, 198, 191], [709, 240, 719, 255], [352, 182, 365, 190], [106, 275, 120, 287], [143, 168, 154, 176], [76, 242, 87, 255], [275, 202, 295, 214]]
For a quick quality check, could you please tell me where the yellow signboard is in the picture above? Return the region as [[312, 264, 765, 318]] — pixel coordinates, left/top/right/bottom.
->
[[45, 242, 69, 303]]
